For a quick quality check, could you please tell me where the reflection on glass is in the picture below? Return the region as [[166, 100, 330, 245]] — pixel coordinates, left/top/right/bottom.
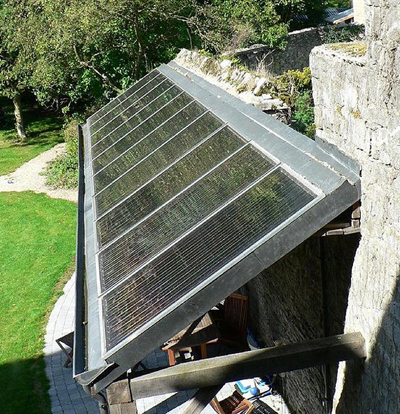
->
[[91, 82, 180, 157], [92, 94, 197, 178], [99, 146, 275, 290], [89, 71, 162, 138]]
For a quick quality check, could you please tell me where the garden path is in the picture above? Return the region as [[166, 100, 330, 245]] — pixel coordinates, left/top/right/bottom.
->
[[0, 142, 78, 202]]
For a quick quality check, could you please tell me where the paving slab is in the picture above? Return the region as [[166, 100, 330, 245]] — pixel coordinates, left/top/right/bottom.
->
[[45, 275, 290, 414], [44, 274, 100, 414]]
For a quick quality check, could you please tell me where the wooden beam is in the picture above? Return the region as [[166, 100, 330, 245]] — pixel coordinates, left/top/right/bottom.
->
[[128, 332, 365, 399], [181, 386, 222, 414], [109, 402, 137, 414], [107, 379, 132, 405]]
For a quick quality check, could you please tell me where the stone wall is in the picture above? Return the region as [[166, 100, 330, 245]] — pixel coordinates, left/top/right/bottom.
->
[[234, 28, 324, 76], [174, 49, 289, 123], [353, 0, 366, 24], [310, 1, 400, 412], [321, 234, 361, 404], [245, 238, 325, 414], [244, 234, 359, 414]]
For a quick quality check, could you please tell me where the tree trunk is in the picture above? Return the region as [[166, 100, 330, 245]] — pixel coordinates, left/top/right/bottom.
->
[[133, 6, 145, 80], [12, 94, 27, 141]]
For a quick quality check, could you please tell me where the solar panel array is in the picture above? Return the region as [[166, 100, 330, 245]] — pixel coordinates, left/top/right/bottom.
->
[[87, 70, 317, 352]]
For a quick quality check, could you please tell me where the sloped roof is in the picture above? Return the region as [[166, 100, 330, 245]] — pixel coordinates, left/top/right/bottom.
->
[[74, 61, 360, 391]]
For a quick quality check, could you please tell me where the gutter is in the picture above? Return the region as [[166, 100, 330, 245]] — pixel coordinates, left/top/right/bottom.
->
[[73, 124, 110, 414], [73, 124, 86, 379]]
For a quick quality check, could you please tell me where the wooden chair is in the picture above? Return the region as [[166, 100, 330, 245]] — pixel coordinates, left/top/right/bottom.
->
[[219, 293, 249, 350], [55, 331, 74, 368], [210, 390, 253, 414]]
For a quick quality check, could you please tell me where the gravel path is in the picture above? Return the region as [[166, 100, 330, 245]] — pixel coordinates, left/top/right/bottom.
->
[[0, 143, 78, 202]]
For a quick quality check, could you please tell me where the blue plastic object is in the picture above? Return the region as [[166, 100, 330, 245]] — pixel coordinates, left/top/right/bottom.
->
[[236, 381, 251, 394], [249, 386, 259, 396]]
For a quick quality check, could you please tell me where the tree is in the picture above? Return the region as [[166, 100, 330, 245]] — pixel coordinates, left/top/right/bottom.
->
[[0, 3, 30, 140], [182, 0, 333, 53], [8, 0, 195, 112], [186, 0, 290, 53], [2, 0, 333, 117]]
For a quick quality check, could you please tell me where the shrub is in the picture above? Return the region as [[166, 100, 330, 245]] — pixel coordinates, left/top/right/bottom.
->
[[321, 24, 365, 44], [63, 119, 80, 158], [292, 90, 315, 139], [44, 118, 81, 189], [273, 68, 315, 139], [45, 153, 78, 189]]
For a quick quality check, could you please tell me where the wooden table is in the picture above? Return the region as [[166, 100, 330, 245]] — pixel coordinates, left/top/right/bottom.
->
[[162, 313, 220, 366]]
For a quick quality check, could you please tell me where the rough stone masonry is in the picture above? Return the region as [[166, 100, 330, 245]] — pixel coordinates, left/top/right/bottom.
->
[[310, 0, 400, 413]]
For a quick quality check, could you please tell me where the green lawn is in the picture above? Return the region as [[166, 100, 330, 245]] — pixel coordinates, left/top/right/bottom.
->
[[0, 100, 64, 175], [0, 192, 76, 414]]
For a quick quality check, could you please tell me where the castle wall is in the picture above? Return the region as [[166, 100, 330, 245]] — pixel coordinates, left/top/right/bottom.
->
[[310, 1, 400, 412], [235, 28, 324, 75], [353, 0, 366, 24], [245, 234, 359, 414]]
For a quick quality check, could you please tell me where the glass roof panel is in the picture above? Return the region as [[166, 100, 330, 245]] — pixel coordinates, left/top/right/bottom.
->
[[98, 145, 275, 290], [88, 71, 160, 131], [93, 101, 206, 192], [92, 93, 196, 176], [91, 81, 180, 157], [103, 168, 316, 350], [89, 71, 163, 138], [94, 118, 230, 217]]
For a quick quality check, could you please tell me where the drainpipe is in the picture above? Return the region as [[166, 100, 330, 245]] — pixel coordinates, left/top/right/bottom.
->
[[83, 385, 109, 414]]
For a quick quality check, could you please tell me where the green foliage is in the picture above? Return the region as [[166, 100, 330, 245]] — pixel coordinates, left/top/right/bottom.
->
[[263, 67, 315, 139], [0, 191, 76, 414], [193, 0, 289, 53], [322, 24, 365, 44], [282, 69, 315, 139], [5, 0, 195, 112], [292, 90, 315, 138], [326, 0, 351, 7], [63, 118, 83, 159], [45, 153, 78, 189], [0, 5, 31, 100], [44, 118, 81, 189], [275, 0, 327, 29], [281, 68, 312, 92], [271, 67, 312, 107], [1, 0, 335, 114]]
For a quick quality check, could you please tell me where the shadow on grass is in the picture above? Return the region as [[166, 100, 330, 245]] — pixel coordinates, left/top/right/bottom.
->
[[0, 97, 64, 147], [0, 99, 65, 174], [0, 356, 52, 414]]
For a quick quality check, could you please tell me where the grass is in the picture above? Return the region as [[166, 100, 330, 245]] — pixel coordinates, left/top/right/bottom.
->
[[0, 99, 64, 175], [328, 42, 367, 57], [0, 192, 76, 414]]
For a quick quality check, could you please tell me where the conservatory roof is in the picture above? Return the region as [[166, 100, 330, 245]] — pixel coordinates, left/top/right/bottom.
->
[[74, 61, 360, 391]]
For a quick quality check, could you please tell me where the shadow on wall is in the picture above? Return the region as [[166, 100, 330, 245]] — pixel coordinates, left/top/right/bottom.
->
[[335, 273, 400, 414], [243, 233, 360, 414]]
